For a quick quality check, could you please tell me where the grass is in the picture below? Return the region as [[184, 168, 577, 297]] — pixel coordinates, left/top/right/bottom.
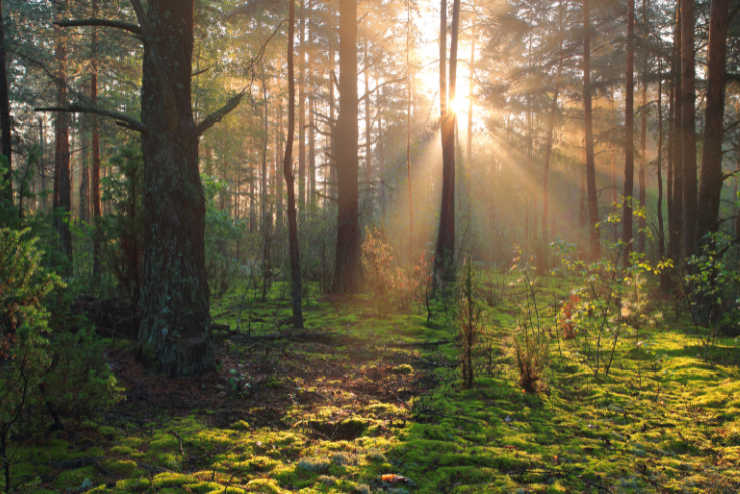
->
[[5, 275, 739, 493]]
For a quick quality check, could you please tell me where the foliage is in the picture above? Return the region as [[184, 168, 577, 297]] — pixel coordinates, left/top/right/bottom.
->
[[510, 251, 549, 392], [361, 227, 429, 312], [458, 258, 482, 388], [684, 231, 740, 341]]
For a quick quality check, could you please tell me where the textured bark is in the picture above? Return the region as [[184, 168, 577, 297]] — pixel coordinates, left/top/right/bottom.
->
[[434, 0, 460, 289], [0, 0, 11, 207], [406, 0, 413, 259], [333, 0, 361, 294], [261, 72, 271, 300], [583, 0, 600, 260], [137, 0, 212, 376], [622, 0, 635, 265], [680, 0, 697, 256], [697, 0, 729, 241], [283, 0, 304, 328], [53, 0, 72, 263]]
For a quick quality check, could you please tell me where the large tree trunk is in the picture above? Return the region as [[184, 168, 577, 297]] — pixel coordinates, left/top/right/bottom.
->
[[657, 57, 665, 259], [680, 0, 697, 256], [53, 0, 72, 264], [137, 0, 212, 376], [583, 0, 600, 261], [434, 0, 460, 289], [697, 0, 729, 241], [0, 0, 11, 208], [333, 0, 361, 293], [284, 0, 304, 328], [622, 0, 635, 265]]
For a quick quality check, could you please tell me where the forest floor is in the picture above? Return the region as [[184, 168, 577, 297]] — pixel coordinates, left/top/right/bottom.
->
[[8, 277, 740, 494]]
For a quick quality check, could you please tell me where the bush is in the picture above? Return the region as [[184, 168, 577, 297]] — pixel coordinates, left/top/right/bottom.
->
[[361, 227, 429, 312]]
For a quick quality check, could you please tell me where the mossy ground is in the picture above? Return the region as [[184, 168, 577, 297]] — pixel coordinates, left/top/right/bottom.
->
[[6, 276, 739, 493]]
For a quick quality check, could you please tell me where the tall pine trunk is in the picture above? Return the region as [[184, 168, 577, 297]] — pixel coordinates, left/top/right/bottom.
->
[[53, 0, 72, 265], [0, 0, 11, 208], [333, 0, 361, 293], [583, 0, 600, 260], [283, 0, 304, 328], [680, 0, 697, 256], [668, 5, 683, 261], [622, 0, 635, 265], [137, 0, 212, 376], [697, 0, 729, 241]]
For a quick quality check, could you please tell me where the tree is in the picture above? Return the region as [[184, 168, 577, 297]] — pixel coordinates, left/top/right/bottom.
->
[[434, 0, 460, 289], [583, 0, 600, 261], [333, 0, 361, 293], [284, 0, 304, 328], [697, 0, 730, 241], [622, 0, 635, 265], [0, 0, 11, 210], [680, 0, 697, 256], [46, 0, 245, 375], [53, 0, 72, 264]]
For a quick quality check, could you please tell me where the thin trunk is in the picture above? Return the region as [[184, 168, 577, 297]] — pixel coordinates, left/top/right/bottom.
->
[[284, 0, 304, 328], [53, 0, 72, 265], [434, 0, 460, 289], [466, 35, 474, 164], [583, 0, 600, 260], [406, 0, 414, 260], [657, 56, 665, 259], [298, 0, 306, 220], [622, 0, 635, 265], [697, 0, 729, 241], [637, 0, 648, 253], [363, 40, 372, 214], [261, 72, 271, 300], [680, 0, 697, 256], [0, 0, 12, 208], [668, 5, 682, 261], [333, 0, 361, 293]]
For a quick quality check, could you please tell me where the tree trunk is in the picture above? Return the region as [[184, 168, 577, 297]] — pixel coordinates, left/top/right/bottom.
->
[[406, 0, 414, 261], [434, 0, 460, 289], [583, 0, 600, 260], [0, 0, 11, 208], [333, 0, 361, 293], [284, 0, 304, 328], [137, 0, 212, 376], [53, 0, 72, 264], [657, 57, 665, 259], [668, 5, 682, 261], [622, 0, 635, 265], [261, 71, 272, 300], [637, 0, 648, 253], [298, 0, 306, 220], [697, 0, 729, 241], [680, 0, 697, 256]]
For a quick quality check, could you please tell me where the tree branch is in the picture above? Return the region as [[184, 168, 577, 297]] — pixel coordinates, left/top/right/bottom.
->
[[35, 105, 144, 133], [128, 0, 147, 29], [195, 92, 246, 136], [55, 18, 142, 38]]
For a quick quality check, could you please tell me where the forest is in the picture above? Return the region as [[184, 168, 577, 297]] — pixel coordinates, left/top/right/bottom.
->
[[0, 0, 739, 492]]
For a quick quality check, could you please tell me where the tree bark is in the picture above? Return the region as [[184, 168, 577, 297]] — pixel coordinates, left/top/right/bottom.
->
[[137, 0, 212, 376], [697, 0, 729, 241], [680, 0, 697, 256], [298, 0, 306, 220], [53, 0, 72, 264], [583, 0, 600, 260], [0, 0, 12, 208], [668, 5, 682, 261], [622, 0, 635, 265], [657, 57, 665, 259], [284, 0, 304, 328], [333, 0, 361, 293], [637, 0, 648, 253]]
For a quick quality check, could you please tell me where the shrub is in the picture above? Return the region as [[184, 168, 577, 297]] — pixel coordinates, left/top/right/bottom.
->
[[361, 227, 429, 312]]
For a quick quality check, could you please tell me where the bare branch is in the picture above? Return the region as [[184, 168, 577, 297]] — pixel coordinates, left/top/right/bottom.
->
[[195, 93, 245, 136], [35, 105, 144, 133], [55, 18, 142, 38]]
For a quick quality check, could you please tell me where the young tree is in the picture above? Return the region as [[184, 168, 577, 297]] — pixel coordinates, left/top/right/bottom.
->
[[284, 0, 304, 328], [333, 0, 361, 293]]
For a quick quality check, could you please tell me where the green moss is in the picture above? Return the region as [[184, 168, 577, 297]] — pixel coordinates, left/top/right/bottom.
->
[[115, 477, 150, 491], [54, 466, 96, 489], [101, 458, 140, 476]]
